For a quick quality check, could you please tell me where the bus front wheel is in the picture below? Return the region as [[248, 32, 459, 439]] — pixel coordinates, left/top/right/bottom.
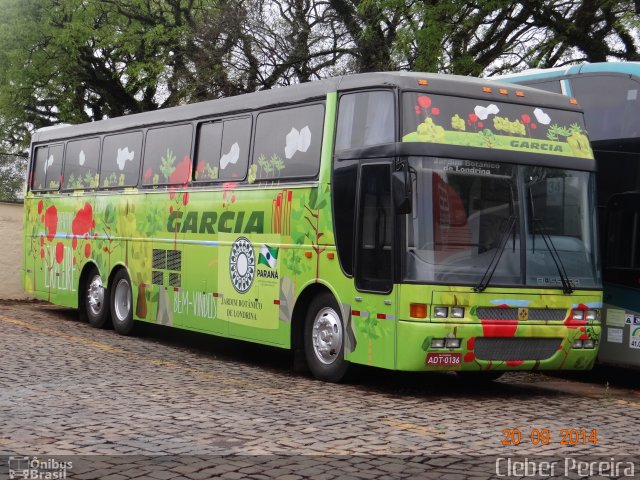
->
[[304, 292, 350, 382], [110, 269, 135, 335], [84, 268, 110, 328]]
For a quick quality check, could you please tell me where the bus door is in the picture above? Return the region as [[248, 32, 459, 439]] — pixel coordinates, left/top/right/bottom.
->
[[352, 162, 396, 366], [600, 191, 640, 367]]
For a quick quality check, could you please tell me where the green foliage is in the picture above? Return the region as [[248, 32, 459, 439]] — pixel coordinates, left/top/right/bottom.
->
[[0, 153, 27, 201], [1, 0, 638, 154]]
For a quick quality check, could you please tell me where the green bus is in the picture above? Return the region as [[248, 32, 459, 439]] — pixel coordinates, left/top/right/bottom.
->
[[23, 72, 602, 382]]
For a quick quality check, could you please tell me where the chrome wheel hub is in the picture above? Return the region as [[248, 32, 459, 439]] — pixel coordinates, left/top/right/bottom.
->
[[113, 278, 131, 323], [87, 275, 104, 316], [312, 307, 342, 365]]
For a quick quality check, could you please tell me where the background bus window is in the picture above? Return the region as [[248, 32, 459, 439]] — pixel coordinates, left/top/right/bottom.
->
[[570, 75, 640, 141], [142, 124, 193, 185], [63, 137, 100, 190], [356, 163, 393, 292], [100, 131, 142, 188], [218, 117, 251, 181], [606, 204, 640, 269], [32, 144, 64, 191], [335, 91, 395, 151], [194, 122, 223, 181], [253, 104, 324, 181], [522, 80, 563, 94]]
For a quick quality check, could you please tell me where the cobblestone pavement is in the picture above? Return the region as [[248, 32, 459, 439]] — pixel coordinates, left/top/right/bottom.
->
[[1, 300, 639, 479]]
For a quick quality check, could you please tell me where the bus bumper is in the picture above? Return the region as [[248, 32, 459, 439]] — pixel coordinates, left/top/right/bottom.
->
[[396, 320, 601, 372]]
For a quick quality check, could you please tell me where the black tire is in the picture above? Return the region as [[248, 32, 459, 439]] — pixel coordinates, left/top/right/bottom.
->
[[110, 269, 135, 335], [83, 267, 110, 328], [304, 292, 350, 382]]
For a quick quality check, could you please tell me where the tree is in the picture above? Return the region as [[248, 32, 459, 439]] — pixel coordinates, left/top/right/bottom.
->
[[0, 152, 27, 201], [0, 0, 248, 148]]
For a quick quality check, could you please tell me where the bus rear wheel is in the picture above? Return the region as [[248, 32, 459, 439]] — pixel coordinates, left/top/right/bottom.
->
[[304, 292, 350, 382], [110, 269, 135, 335], [84, 268, 110, 328]]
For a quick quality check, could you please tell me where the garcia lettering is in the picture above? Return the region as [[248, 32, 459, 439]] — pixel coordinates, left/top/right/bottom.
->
[[167, 210, 264, 234]]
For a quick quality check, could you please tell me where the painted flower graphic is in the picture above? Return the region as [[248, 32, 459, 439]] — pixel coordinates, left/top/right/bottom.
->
[[44, 205, 58, 242]]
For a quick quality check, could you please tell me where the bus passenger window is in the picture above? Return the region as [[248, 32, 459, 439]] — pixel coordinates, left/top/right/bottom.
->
[[253, 104, 324, 181], [218, 117, 251, 181], [143, 124, 193, 186], [194, 122, 223, 181], [100, 131, 143, 188], [33, 144, 64, 191], [63, 138, 100, 190], [31, 146, 49, 191]]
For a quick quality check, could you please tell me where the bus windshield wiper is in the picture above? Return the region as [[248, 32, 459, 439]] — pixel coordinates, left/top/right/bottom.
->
[[528, 189, 574, 294], [530, 217, 574, 294], [473, 215, 517, 293]]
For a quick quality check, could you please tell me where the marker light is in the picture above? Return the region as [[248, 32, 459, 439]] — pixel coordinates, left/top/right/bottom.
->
[[569, 98, 578, 105], [515, 90, 525, 97], [445, 338, 461, 348], [410, 303, 427, 319], [451, 307, 465, 318], [431, 339, 445, 348], [434, 307, 448, 318], [482, 86, 492, 93], [418, 79, 428, 86], [499, 88, 509, 95]]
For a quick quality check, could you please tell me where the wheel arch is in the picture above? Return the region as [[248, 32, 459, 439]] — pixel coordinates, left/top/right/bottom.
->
[[77, 261, 100, 317], [291, 282, 343, 364]]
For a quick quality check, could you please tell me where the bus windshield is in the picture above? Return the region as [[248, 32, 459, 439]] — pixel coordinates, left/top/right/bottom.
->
[[405, 157, 601, 289]]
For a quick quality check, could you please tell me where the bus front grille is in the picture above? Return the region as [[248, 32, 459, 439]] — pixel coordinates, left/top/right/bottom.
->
[[476, 308, 566, 321], [474, 338, 562, 361]]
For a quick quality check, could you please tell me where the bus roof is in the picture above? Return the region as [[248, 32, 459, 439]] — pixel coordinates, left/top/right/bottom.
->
[[497, 62, 640, 83], [32, 71, 585, 144]]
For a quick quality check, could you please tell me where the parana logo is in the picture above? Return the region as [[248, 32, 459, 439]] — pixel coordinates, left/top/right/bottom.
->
[[510, 140, 563, 152], [229, 237, 255, 293]]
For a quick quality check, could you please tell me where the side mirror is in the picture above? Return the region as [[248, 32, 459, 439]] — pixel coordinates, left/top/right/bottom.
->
[[392, 168, 412, 214]]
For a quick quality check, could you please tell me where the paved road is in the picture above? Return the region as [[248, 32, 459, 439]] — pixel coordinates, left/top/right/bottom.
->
[[1, 300, 639, 479]]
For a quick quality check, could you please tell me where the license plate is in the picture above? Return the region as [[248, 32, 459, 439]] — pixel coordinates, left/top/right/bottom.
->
[[426, 352, 461, 366]]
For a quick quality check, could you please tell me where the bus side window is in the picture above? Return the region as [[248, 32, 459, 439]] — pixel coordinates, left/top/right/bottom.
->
[[31, 146, 49, 191], [253, 104, 324, 181], [356, 163, 393, 292], [142, 124, 193, 186], [194, 122, 223, 181], [33, 144, 64, 191], [335, 91, 394, 151], [218, 117, 251, 181], [63, 138, 100, 190], [100, 131, 143, 188]]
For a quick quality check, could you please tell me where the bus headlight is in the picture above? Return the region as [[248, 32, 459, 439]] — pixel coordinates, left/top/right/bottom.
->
[[431, 339, 445, 348], [572, 339, 583, 349], [445, 338, 461, 348], [434, 307, 448, 318], [582, 339, 596, 349], [571, 309, 584, 321], [586, 310, 598, 321], [451, 307, 465, 318]]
